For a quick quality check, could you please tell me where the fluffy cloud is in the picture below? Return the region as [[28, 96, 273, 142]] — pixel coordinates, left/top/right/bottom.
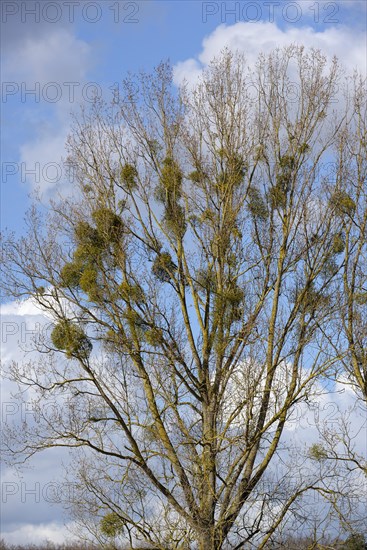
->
[[0, 300, 75, 545], [2, 27, 93, 195], [18, 129, 72, 195], [1, 297, 51, 317], [1, 522, 75, 546], [3, 27, 91, 85], [0, 300, 52, 376], [173, 21, 366, 86]]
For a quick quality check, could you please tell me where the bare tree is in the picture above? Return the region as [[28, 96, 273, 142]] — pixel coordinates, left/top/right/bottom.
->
[[337, 74, 367, 404], [307, 72, 367, 510], [1, 46, 365, 549]]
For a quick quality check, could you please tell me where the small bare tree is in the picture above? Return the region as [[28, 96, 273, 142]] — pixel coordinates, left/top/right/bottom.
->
[[2, 47, 365, 549]]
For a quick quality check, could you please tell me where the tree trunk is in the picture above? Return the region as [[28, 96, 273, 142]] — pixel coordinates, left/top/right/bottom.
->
[[198, 539, 218, 550], [198, 527, 221, 550]]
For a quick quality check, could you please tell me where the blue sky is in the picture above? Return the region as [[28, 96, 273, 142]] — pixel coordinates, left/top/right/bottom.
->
[[1, 0, 367, 544]]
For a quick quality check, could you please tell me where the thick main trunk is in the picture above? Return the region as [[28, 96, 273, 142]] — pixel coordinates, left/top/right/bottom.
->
[[198, 532, 221, 550], [198, 542, 217, 550]]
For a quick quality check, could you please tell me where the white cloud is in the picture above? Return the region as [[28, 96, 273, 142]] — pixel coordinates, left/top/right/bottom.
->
[[0, 298, 78, 546], [1, 297, 50, 317], [3, 28, 91, 85], [173, 21, 366, 87], [2, 522, 75, 545], [19, 129, 71, 195], [3, 27, 93, 195]]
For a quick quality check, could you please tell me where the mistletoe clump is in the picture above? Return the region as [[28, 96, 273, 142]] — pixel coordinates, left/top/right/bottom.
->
[[155, 157, 186, 238], [163, 201, 187, 238], [119, 281, 145, 303], [79, 265, 102, 302], [216, 151, 247, 189], [271, 154, 296, 209], [298, 142, 310, 154], [298, 284, 330, 315], [74, 220, 101, 247], [120, 163, 138, 189], [92, 207, 124, 243], [152, 252, 177, 282], [309, 443, 328, 461], [60, 259, 102, 300], [355, 292, 367, 306], [331, 232, 345, 255], [158, 156, 183, 199], [215, 284, 245, 324], [227, 153, 247, 186], [60, 211, 123, 295], [73, 221, 104, 263], [100, 512, 125, 538], [51, 320, 92, 358], [60, 261, 83, 288], [330, 190, 356, 216], [247, 187, 268, 220], [144, 327, 164, 347], [189, 169, 207, 184]]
